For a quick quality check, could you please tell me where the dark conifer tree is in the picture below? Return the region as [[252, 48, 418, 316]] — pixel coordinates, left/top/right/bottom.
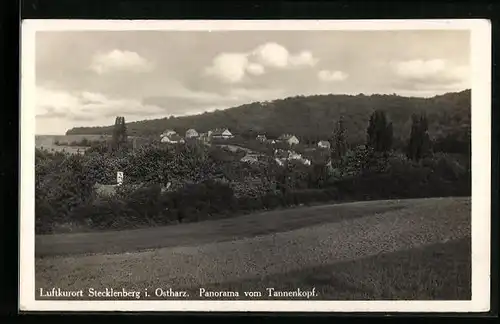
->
[[407, 113, 431, 161], [366, 110, 393, 153], [330, 116, 348, 162]]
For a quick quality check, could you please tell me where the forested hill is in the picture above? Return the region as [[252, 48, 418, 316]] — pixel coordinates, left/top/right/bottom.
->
[[66, 89, 471, 145]]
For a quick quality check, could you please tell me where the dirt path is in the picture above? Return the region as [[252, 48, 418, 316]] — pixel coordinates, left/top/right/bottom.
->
[[35, 197, 470, 292]]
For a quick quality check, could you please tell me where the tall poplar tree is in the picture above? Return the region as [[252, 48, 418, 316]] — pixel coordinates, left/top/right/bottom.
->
[[366, 110, 393, 153], [407, 113, 431, 161], [330, 116, 348, 161]]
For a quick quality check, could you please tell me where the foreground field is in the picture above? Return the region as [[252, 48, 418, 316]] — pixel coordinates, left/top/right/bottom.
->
[[183, 238, 471, 300], [35, 197, 471, 300]]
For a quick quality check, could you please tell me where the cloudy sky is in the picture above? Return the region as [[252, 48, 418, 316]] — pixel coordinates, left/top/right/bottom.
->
[[35, 30, 470, 135]]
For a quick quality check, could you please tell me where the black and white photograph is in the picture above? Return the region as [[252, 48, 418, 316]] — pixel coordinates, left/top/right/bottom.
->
[[20, 19, 491, 312]]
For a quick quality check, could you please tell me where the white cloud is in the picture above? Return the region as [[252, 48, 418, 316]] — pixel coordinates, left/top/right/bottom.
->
[[246, 63, 265, 76], [289, 50, 318, 67], [392, 59, 446, 80], [389, 59, 470, 93], [251, 43, 318, 69], [391, 59, 469, 83], [80, 91, 108, 104], [89, 49, 153, 74], [36, 86, 164, 134], [204, 53, 249, 83], [36, 87, 81, 116], [251, 42, 290, 68], [205, 42, 319, 83], [318, 70, 349, 82]]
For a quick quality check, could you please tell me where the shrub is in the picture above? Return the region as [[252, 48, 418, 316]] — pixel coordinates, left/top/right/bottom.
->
[[262, 192, 283, 209]]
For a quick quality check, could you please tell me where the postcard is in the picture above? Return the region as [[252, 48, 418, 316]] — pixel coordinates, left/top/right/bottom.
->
[[20, 19, 491, 312]]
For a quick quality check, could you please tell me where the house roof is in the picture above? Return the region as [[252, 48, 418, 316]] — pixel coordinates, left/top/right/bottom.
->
[[211, 128, 231, 136], [278, 134, 297, 140], [241, 155, 258, 161], [164, 133, 184, 142]]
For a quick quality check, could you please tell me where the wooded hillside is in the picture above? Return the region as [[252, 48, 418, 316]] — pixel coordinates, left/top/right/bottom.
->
[[66, 90, 471, 147]]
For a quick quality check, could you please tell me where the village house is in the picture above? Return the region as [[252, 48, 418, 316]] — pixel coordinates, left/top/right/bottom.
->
[[210, 128, 234, 140], [289, 152, 311, 166], [185, 128, 199, 139], [198, 132, 209, 143], [288, 151, 303, 160], [278, 133, 300, 146], [273, 149, 311, 166], [317, 140, 331, 149], [161, 129, 177, 138], [161, 132, 185, 144], [256, 134, 267, 142]]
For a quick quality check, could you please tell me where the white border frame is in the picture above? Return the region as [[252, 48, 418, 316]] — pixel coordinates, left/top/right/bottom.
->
[[20, 19, 491, 312]]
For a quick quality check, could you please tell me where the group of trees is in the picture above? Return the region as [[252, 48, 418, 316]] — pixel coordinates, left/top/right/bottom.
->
[[330, 108, 434, 164]]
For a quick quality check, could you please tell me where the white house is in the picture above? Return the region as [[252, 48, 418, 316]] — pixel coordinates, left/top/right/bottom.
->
[[256, 134, 267, 142], [210, 128, 234, 139], [317, 140, 331, 149], [288, 151, 303, 160], [185, 128, 199, 139], [278, 134, 299, 146], [161, 129, 177, 138], [273, 149, 311, 166], [161, 133, 185, 144]]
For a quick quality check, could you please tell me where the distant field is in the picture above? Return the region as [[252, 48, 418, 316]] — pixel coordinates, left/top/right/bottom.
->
[[35, 134, 146, 153], [35, 197, 471, 300], [35, 134, 109, 153], [35, 134, 112, 146]]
